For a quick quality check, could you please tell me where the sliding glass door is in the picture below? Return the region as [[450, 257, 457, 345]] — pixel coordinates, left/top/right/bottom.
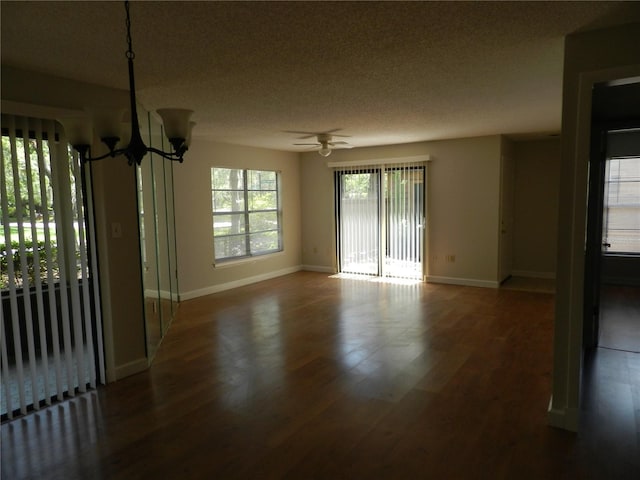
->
[[1, 115, 104, 420], [336, 163, 425, 279]]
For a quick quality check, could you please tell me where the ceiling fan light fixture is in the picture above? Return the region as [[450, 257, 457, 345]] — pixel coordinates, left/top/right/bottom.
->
[[319, 145, 332, 157], [291, 131, 351, 156]]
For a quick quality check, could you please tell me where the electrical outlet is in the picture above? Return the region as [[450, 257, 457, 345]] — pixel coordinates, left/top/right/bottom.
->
[[111, 222, 122, 238]]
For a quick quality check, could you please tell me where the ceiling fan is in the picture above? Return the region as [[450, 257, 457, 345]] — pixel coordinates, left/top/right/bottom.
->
[[289, 129, 353, 157]]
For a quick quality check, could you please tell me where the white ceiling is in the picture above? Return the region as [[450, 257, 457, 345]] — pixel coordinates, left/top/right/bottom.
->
[[2, 1, 640, 151]]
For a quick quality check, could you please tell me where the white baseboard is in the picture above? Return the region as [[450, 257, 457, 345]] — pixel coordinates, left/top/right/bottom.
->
[[511, 270, 556, 279], [547, 398, 579, 432], [113, 357, 148, 381], [426, 275, 500, 289], [302, 265, 335, 273], [179, 265, 303, 301], [144, 289, 177, 301]]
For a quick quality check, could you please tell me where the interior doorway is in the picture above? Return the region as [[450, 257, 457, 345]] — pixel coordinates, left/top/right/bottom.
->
[[598, 134, 640, 352], [584, 81, 640, 352], [335, 163, 425, 280]]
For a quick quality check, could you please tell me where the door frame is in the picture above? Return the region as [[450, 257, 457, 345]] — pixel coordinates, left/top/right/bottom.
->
[[583, 83, 640, 349], [582, 121, 608, 348]]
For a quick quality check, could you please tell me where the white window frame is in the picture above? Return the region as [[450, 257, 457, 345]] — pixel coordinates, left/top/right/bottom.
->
[[211, 167, 283, 263], [603, 155, 640, 255]]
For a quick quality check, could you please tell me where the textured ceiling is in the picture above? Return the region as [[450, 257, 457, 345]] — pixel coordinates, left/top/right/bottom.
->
[[2, 1, 640, 151]]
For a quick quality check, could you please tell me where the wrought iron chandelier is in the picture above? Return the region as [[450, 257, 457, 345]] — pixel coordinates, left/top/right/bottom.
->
[[60, 1, 194, 165]]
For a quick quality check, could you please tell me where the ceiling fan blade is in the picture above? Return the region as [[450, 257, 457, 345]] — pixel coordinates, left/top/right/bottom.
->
[[285, 129, 350, 139], [330, 141, 351, 145], [284, 130, 320, 139], [294, 143, 321, 146], [333, 144, 354, 149]]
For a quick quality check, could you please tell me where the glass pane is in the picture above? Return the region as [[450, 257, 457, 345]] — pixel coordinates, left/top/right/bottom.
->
[[248, 191, 277, 211], [213, 214, 246, 235], [604, 157, 640, 253], [211, 168, 244, 190], [342, 171, 376, 199], [249, 211, 278, 232], [215, 235, 247, 260], [248, 170, 276, 191], [212, 190, 244, 212], [338, 171, 379, 275], [384, 166, 424, 279], [250, 231, 279, 254], [1, 136, 61, 289]]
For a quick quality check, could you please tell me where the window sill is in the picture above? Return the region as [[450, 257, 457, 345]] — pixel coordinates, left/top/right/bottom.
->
[[213, 251, 284, 269]]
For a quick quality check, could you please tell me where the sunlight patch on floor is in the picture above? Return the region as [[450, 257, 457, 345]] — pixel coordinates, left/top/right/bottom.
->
[[330, 272, 423, 286]]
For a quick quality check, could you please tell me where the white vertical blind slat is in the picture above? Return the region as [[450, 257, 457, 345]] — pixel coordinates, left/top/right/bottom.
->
[[0, 136, 16, 418], [21, 116, 49, 409], [47, 127, 75, 399], [40, 120, 65, 401], [406, 165, 412, 273], [8, 116, 31, 413], [72, 148, 95, 389], [0, 306, 13, 418], [20, 116, 43, 410], [60, 143, 86, 394], [33, 119, 53, 405], [84, 160, 106, 384], [404, 165, 409, 272], [18, 117, 43, 406]]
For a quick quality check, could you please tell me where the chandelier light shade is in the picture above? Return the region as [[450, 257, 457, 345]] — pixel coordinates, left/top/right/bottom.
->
[[156, 108, 195, 151], [59, 1, 194, 165]]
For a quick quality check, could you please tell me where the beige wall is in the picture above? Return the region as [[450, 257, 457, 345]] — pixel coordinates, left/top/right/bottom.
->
[[300, 135, 503, 287], [550, 22, 640, 431], [512, 138, 561, 277], [1, 66, 146, 381], [173, 140, 302, 299]]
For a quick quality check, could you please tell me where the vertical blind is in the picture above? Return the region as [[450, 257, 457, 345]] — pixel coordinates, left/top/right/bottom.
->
[[335, 161, 426, 280], [1, 114, 104, 420], [336, 168, 380, 275]]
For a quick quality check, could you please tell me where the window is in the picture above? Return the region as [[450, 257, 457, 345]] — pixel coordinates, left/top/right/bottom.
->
[[1, 115, 104, 419], [603, 156, 640, 254], [211, 168, 282, 261], [2, 128, 63, 289]]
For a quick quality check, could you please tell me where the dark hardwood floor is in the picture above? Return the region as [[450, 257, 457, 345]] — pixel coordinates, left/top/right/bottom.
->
[[577, 284, 640, 478], [599, 285, 640, 353], [1, 272, 638, 479]]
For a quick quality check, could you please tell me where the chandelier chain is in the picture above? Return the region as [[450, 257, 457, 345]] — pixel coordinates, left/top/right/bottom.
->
[[62, 0, 191, 165], [124, 1, 135, 60]]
